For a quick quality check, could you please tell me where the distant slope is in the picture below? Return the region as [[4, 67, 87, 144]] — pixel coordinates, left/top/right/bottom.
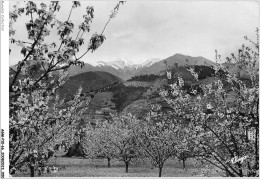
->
[[134, 53, 215, 76], [109, 85, 148, 112], [164, 53, 215, 66], [222, 62, 259, 79], [68, 63, 99, 76], [58, 71, 122, 100]]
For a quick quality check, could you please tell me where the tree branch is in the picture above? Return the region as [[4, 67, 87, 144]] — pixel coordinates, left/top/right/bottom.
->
[[9, 26, 45, 92]]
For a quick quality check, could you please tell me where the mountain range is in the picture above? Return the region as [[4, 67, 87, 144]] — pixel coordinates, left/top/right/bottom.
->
[[9, 53, 216, 81], [68, 54, 215, 80]]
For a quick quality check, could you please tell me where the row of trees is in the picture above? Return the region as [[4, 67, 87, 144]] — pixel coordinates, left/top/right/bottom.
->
[[166, 65, 215, 82], [81, 112, 187, 177], [128, 74, 160, 82]]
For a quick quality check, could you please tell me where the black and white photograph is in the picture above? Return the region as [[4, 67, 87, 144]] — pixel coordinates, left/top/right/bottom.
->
[[1, 0, 259, 177]]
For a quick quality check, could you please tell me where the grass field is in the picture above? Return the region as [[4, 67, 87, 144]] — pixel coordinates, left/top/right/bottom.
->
[[14, 157, 224, 177]]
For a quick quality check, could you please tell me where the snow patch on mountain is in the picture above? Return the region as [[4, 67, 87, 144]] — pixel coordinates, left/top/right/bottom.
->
[[139, 58, 161, 67], [92, 58, 161, 70]]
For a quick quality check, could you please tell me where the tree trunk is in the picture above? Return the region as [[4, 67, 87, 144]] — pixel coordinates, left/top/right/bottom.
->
[[107, 157, 111, 168], [225, 169, 236, 177], [125, 161, 129, 173], [225, 170, 229, 177], [182, 159, 186, 170], [159, 166, 163, 177], [238, 163, 243, 177], [30, 166, 35, 177]]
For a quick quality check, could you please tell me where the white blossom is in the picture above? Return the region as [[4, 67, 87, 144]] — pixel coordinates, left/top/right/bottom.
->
[[206, 103, 213, 109], [167, 71, 172, 79]]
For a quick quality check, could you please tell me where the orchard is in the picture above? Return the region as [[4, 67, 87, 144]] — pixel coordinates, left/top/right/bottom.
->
[[8, 1, 258, 177]]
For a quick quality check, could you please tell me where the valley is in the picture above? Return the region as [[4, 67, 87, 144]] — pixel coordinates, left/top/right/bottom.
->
[[58, 53, 223, 125], [12, 52, 252, 127]]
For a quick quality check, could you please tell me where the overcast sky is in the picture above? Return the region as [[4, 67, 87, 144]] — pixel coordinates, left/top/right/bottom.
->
[[9, 1, 259, 65]]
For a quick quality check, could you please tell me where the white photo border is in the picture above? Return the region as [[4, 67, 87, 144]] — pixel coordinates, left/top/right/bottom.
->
[[1, 0, 10, 178]]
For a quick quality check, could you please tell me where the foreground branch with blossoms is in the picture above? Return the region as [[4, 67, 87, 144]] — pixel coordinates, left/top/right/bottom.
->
[[9, 1, 125, 177]]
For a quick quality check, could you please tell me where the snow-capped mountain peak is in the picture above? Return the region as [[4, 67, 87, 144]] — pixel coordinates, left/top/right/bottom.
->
[[109, 59, 134, 69], [95, 61, 107, 66], [94, 59, 135, 70], [93, 58, 161, 70], [140, 58, 161, 67]]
